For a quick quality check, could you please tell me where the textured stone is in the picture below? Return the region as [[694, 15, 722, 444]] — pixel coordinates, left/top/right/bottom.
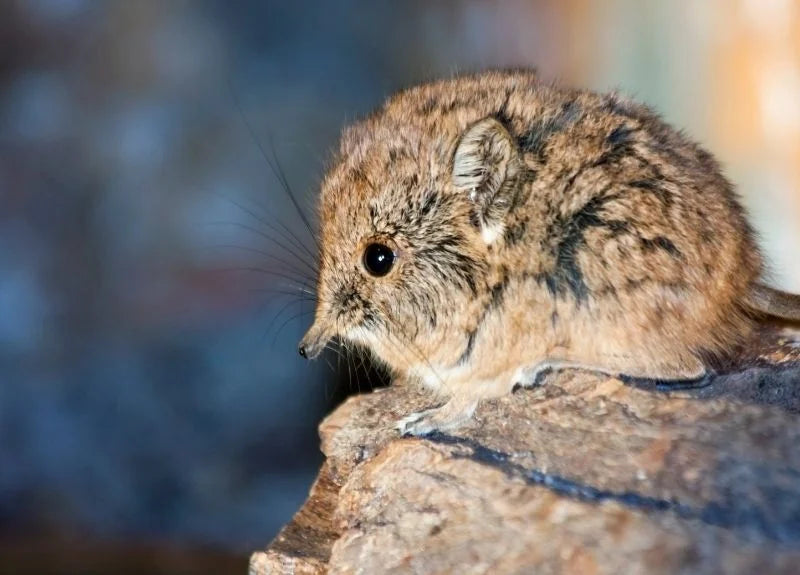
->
[[251, 326, 800, 574]]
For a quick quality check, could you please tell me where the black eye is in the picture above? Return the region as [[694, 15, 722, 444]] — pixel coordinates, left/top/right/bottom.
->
[[363, 243, 396, 277]]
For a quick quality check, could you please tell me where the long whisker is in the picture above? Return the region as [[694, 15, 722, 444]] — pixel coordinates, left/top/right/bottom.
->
[[352, 343, 377, 391], [266, 134, 319, 250], [350, 342, 363, 395], [345, 341, 355, 394], [248, 286, 316, 299], [221, 266, 312, 289], [243, 275, 316, 308], [209, 243, 316, 279], [335, 332, 343, 385], [205, 217, 314, 268], [262, 298, 305, 342], [206, 198, 318, 274], [275, 217, 317, 261], [320, 343, 345, 403], [209, 192, 318, 266], [223, 188, 317, 262], [272, 308, 314, 346], [321, 356, 337, 403], [322, 341, 346, 363], [227, 79, 320, 250], [357, 344, 385, 385]]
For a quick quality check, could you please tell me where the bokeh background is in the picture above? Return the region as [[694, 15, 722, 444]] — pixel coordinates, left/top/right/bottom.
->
[[2, 1, 799, 573]]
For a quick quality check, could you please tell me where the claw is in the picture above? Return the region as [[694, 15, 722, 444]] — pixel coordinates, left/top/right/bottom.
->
[[395, 408, 438, 436]]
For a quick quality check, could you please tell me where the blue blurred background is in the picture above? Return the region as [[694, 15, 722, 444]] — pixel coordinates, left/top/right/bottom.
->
[[2, 1, 799, 573]]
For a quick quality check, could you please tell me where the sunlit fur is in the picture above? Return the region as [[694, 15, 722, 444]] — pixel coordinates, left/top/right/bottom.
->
[[302, 69, 765, 433]]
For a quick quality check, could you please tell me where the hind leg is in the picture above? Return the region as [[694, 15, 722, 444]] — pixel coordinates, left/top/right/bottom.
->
[[514, 359, 618, 388], [601, 353, 713, 391], [613, 358, 714, 391]]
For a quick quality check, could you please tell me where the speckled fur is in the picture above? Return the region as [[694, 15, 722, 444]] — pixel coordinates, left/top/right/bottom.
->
[[301, 69, 768, 435]]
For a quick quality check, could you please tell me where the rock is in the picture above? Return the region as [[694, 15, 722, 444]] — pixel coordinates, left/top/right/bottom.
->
[[251, 326, 800, 574]]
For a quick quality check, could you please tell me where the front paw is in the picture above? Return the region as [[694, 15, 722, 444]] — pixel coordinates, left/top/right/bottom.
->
[[395, 401, 476, 437], [395, 407, 441, 437]]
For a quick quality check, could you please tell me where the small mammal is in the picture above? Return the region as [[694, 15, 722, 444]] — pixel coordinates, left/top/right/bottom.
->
[[299, 69, 800, 436]]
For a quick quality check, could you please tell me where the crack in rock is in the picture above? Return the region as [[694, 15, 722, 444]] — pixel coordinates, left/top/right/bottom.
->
[[428, 433, 800, 546]]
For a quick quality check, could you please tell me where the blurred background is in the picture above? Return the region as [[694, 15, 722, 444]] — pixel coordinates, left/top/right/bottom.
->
[[1, 1, 799, 573]]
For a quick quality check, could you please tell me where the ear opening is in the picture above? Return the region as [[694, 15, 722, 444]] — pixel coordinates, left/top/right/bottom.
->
[[452, 117, 520, 243]]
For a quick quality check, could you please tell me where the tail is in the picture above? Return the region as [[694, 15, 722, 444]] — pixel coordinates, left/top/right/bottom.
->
[[745, 282, 800, 321]]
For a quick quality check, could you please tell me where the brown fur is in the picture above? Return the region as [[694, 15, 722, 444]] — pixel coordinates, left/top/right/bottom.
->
[[300, 69, 792, 435]]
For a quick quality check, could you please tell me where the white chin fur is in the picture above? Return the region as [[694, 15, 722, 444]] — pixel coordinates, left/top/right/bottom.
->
[[346, 327, 377, 347]]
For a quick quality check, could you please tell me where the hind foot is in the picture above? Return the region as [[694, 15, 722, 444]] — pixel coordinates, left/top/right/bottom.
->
[[618, 371, 716, 392]]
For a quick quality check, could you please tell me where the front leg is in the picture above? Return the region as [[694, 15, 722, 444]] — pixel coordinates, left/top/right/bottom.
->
[[396, 394, 478, 437], [395, 370, 521, 436], [397, 359, 598, 435]]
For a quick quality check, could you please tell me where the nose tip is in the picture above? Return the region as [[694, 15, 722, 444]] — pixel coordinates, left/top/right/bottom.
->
[[298, 324, 330, 360]]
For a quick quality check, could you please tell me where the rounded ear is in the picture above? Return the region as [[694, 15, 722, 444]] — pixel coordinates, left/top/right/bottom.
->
[[452, 117, 520, 243]]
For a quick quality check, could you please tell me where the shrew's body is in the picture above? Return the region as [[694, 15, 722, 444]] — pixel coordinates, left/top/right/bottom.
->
[[299, 69, 800, 435]]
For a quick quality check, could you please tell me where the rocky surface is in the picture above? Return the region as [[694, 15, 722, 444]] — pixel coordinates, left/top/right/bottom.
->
[[251, 326, 800, 574]]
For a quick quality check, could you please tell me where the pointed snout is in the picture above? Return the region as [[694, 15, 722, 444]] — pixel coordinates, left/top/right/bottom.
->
[[298, 321, 333, 360]]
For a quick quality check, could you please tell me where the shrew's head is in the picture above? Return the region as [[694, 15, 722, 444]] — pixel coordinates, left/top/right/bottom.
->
[[299, 82, 524, 372]]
